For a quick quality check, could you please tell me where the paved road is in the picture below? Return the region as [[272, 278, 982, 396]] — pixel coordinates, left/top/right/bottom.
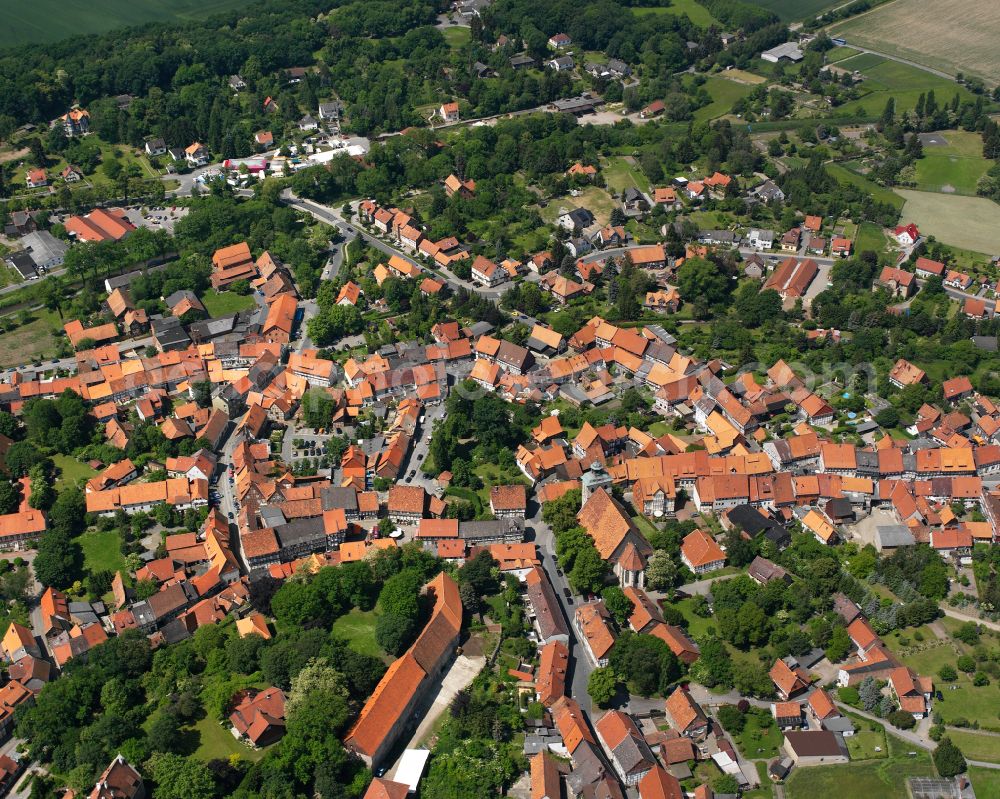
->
[[283, 193, 511, 301], [163, 163, 228, 197], [530, 507, 595, 715], [670, 571, 740, 597], [942, 606, 1000, 633]]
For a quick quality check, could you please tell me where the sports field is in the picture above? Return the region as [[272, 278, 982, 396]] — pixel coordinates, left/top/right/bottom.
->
[[831, 0, 1000, 83], [914, 130, 994, 196], [896, 189, 1000, 255], [0, 0, 248, 49]]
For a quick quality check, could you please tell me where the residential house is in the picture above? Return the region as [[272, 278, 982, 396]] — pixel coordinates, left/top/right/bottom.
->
[[595, 711, 657, 787], [230, 686, 287, 747], [557, 207, 596, 232], [894, 224, 920, 246], [89, 755, 144, 799], [680, 529, 725, 574], [770, 658, 810, 700], [888, 358, 926, 389], [575, 602, 616, 667], [664, 687, 709, 739], [25, 169, 47, 188], [874, 267, 915, 298], [915, 257, 946, 279], [490, 485, 527, 519], [185, 143, 209, 167]]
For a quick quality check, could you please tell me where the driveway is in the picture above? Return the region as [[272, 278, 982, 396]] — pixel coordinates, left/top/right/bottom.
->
[[384, 652, 486, 779]]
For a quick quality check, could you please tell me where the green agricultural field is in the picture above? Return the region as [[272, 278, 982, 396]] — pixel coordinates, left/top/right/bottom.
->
[[199, 290, 256, 317], [835, 54, 976, 118], [830, 0, 1000, 83], [943, 729, 1000, 763], [53, 454, 98, 492], [914, 130, 994, 195], [827, 46, 861, 63], [74, 530, 126, 576], [0, 0, 251, 49], [744, 0, 842, 22], [634, 0, 719, 27], [896, 189, 1000, 255], [331, 608, 385, 660], [693, 77, 755, 122]]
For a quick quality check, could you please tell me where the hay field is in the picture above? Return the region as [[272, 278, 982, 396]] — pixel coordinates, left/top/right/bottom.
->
[[0, 0, 247, 49], [896, 189, 1000, 255], [832, 0, 1000, 83]]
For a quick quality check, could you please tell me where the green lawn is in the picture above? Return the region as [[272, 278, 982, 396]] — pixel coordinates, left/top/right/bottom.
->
[[970, 766, 1000, 796], [671, 597, 716, 640], [53, 454, 98, 492], [784, 731, 935, 799], [693, 76, 755, 122], [601, 157, 652, 195], [0, 307, 64, 368], [734, 710, 783, 760], [190, 715, 266, 763], [855, 221, 891, 255], [944, 729, 1000, 763], [331, 608, 385, 660], [74, 530, 126, 575], [914, 130, 994, 195], [0, 0, 252, 48], [932, 678, 1000, 730], [441, 25, 470, 49], [899, 632, 1000, 730], [845, 714, 889, 760], [539, 185, 617, 228], [630, 515, 660, 542], [897, 642, 960, 675], [199, 290, 256, 317]]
